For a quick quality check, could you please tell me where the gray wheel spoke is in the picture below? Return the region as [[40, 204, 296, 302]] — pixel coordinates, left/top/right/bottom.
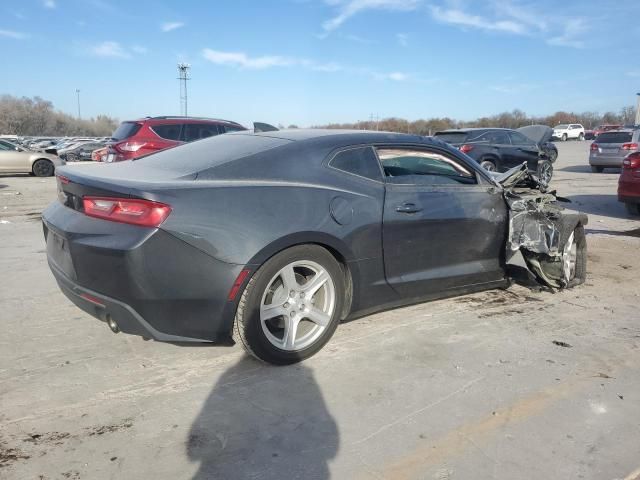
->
[[260, 303, 286, 321], [283, 316, 300, 349], [280, 265, 299, 291], [302, 270, 329, 297], [304, 307, 331, 327]]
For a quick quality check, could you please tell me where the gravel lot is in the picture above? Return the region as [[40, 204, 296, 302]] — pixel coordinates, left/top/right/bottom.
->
[[1, 141, 639, 480]]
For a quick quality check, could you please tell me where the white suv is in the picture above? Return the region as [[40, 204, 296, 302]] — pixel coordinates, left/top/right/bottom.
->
[[552, 124, 585, 141]]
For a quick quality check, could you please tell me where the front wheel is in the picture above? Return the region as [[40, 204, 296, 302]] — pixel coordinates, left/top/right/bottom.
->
[[234, 245, 345, 365], [479, 159, 497, 172], [537, 160, 554, 185], [32, 159, 54, 177]]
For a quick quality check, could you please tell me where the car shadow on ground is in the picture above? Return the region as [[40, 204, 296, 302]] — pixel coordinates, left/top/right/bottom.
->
[[564, 194, 634, 221], [558, 165, 621, 174], [187, 355, 339, 479]]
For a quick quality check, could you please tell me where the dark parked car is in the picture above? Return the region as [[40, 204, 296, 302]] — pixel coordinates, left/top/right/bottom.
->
[[104, 116, 247, 162], [43, 130, 587, 364], [434, 127, 555, 184], [59, 142, 106, 162]]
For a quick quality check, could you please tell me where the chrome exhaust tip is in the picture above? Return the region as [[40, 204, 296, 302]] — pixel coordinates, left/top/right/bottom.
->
[[106, 315, 120, 334]]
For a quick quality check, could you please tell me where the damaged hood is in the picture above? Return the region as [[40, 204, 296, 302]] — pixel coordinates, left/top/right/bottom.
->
[[517, 125, 553, 145], [493, 163, 547, 190]]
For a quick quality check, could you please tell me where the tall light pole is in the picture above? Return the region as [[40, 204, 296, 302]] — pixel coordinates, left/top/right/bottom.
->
[[76, 89, 81, 119], [177, 63, 191, 116], [635, 93, 640, 126]]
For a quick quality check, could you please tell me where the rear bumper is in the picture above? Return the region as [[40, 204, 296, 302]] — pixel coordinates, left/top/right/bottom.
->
[[43, 201, 248, 343], [589, 155, 623, 167]]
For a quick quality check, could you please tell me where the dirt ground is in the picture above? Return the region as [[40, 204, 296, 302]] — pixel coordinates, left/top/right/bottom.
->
[[1, 141, 639, 480]]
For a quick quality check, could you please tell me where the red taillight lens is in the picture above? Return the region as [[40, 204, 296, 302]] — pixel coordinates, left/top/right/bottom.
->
[[623, 153, 640, 169], [622, 143, 639, 150], [459, 144, 473, 154], [115, 141, 148, 153], [82, 196, 171, 227], [590, 143, 599, 151]]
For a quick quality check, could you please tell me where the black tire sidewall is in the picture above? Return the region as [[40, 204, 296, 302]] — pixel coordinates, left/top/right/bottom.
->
[[537, 160, 553, 184], [33, 159, 53, 177], [237, 245, 345, 365], [567, 224, 587, 287]]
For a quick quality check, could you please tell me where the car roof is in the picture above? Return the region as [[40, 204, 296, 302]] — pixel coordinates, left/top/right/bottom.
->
[[129, 116, 244, 127], [244, 128, 446, 145], [598, 128, 635, 133], [436, 128, 512, 133]]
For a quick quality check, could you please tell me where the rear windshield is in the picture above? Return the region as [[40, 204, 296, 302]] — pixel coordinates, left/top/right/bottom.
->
[[133, 133, 291, 175], [596, 132, 632, 143], [111, 122, 142, 141], [433, 132, 469, 144]]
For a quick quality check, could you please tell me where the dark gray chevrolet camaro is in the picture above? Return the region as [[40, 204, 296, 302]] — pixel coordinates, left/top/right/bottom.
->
[[43, 129, 587, 364]]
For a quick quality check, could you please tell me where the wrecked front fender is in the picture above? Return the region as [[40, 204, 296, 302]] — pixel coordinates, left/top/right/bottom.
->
[[500, 164, 588, 289]]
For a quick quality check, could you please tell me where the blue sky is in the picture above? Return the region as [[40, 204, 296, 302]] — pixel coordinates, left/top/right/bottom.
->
[[2, 0, 640, 127]]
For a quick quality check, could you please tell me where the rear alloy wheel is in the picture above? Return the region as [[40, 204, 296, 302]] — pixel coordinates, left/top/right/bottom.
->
[[625, 203, 640, 216], [562, 134, 568, 142], [537, 160, 554, 185], [562, 224, 587, 287], [234, 245, 345, 365], [591, 166, 604, 173], [32, 159, 54, 177], [479, 160, 497, 172]]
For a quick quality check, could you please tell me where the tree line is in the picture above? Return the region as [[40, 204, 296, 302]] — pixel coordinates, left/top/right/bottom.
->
[[316, 107, 638, 136], [0, 95, 118, 137]]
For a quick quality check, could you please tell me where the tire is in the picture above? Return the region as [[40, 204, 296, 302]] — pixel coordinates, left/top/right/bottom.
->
[[578, 133, 584, 141], [234, 245, 346, 365], [561, 134, 567, 142], [546, 149, 558, 162], [625, 203, 640, 216], [66, 153, 78, 162], [537, 160, 554, 185], [32, 159, 54, 177], [479, 159, 497, 172], [564, 224, 587, 288], [591, 166, 604, 173]]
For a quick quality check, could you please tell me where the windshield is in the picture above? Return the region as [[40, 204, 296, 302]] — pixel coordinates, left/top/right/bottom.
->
[[555, 124, 568, 129], [433, 132, 469, 144]]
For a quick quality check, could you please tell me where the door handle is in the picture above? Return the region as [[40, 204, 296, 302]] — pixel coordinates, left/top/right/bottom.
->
[[396, 203, 422, 214]]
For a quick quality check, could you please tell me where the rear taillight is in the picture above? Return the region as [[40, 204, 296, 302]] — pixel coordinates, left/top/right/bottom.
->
[[82, 196, 171, 227], [114, 141, 148, 153], [622, 153, 640, 169], [622, 143, 639, 150], [590, 143, 599, 151], [459, 144, 473, 154]]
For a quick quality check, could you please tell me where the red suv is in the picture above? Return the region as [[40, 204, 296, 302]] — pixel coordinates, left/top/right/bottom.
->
[[619, 151, 640, 215], [102, 116, 246, 162]]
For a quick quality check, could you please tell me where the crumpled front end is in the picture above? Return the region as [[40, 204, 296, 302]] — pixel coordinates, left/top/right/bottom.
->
[[498, 164, 588, 289]]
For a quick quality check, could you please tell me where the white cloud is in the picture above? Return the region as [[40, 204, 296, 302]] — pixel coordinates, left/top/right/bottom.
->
[[132, 45, 148, 54], [161, 21, 185, 32], [547, 18, 587, 48], [396, 32, 408, 46], [0, 29, 28, 39], [90, 41, 131, 59], [430, 6, 527, 34], [322, 0, 421, 32], [202, 48, 408, 82], [43, 0, 56, 8], [202, 49, 294, 69]]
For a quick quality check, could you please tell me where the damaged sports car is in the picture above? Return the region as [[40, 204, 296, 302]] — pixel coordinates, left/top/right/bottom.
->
[[42, 130, 587, 364]]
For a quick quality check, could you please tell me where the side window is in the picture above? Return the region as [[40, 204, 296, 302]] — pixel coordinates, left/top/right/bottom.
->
[[0, 143, 10, 151], [508, 131, 535, 146], [151, 124, 182, 141], [471, 131, 509, 144], [222, 125, 244, 133], [329, 146, 382, 181], [183, 123, 220, 142], [377, 148, 476, 185]]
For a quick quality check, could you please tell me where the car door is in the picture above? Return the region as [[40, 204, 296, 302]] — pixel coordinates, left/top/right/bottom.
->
[[506, 131, 540, 170], [0, 142, 29, 172], [378, 145, 508, 299]]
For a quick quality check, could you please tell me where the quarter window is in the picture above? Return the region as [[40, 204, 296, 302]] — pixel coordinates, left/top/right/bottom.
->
[[329, 146, 382, 181], [151, 124, 182, 141], [377, 148, 476, 185], [183, 123, 220, 142]]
